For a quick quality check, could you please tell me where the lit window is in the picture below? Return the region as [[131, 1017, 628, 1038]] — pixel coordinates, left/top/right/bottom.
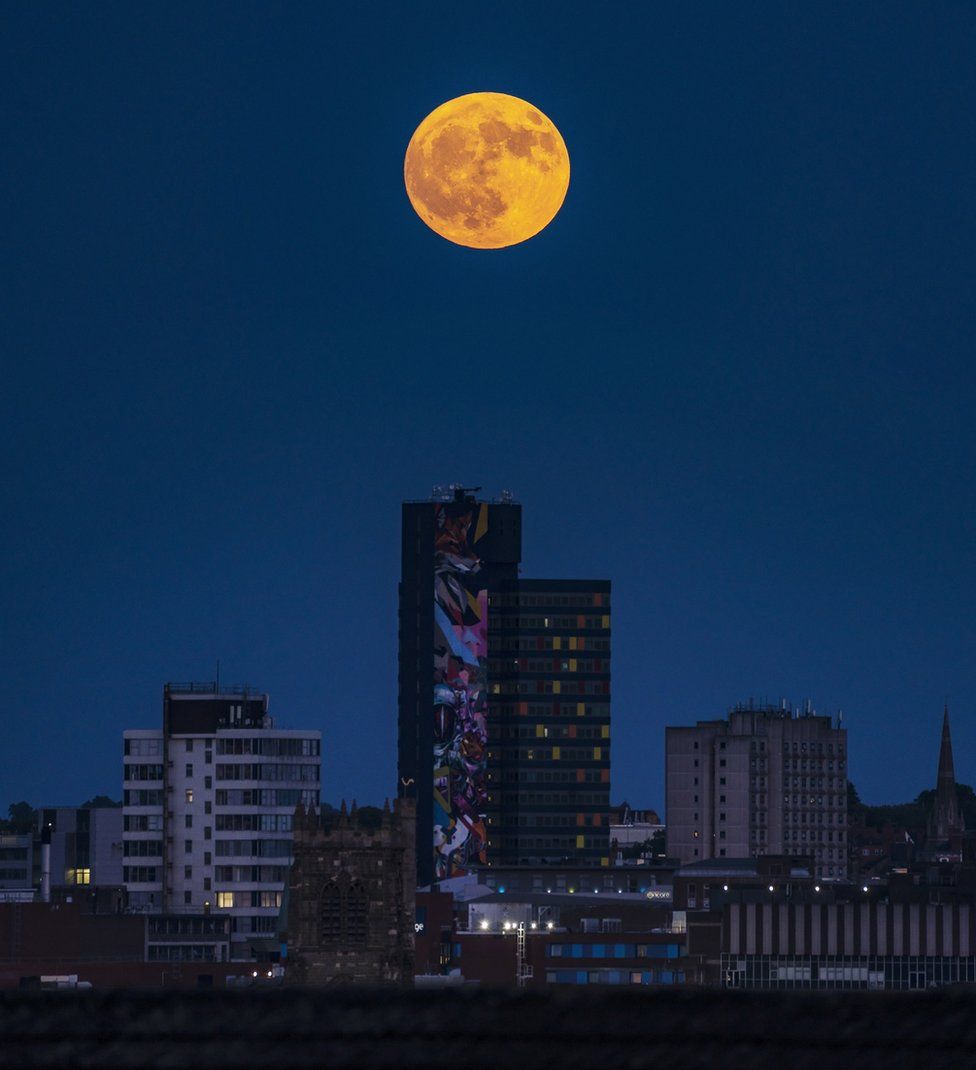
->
[[216, 892, 234, 908], [75, 868, 91, 885], [185, 789, 193, 803]]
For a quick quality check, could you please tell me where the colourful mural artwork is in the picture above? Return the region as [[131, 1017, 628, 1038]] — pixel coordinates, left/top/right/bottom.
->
[[432, 501, 489, 879]]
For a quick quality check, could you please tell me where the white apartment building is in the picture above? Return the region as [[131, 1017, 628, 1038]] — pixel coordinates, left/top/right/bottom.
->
[[123, 682, 321, 960], [665, 702, 848, 880]]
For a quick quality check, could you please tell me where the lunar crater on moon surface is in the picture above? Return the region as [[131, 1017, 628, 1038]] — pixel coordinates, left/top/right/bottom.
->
[[404, 92, 570, 249]]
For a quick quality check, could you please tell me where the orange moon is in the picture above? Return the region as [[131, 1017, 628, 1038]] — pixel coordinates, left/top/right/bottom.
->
[[404, 92, 570, 249]]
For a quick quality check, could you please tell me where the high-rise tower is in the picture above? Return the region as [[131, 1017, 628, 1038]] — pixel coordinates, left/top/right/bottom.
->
[[398, 487, 611, 886], [666, 702, 849, 880], [123, 682, 321, 960]]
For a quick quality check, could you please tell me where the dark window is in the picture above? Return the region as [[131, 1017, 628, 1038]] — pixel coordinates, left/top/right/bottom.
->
[[319, 877, 369, 948]]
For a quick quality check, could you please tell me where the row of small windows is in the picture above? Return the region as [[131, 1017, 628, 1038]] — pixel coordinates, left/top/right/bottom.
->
[[125, 738, 162, 756], [148, 917, 226, 935], [691, 740, 844, 758], [508, 813, 605, 828], [230, 916, 280, 934], [215, 813, 293, 832], [214, 840, 293, 858], [492, 702, 610, 718], [548, 943, 681, 959], [501, 835, 605, 850], [124, 790, 164, 807], [216, 738, 320, 756], [124, 764, 164, 781], [787, 829, 846, 843], [500, 616, 610, 631], [505, 637, 612, 652], [147, 945, 220, 962], [508, 747, 605, 762], [214, 789, 319, 807], [490, 593, 608, 608], [492, 680, 611, 696], [215, 891, 282, 909], [123, 866, 158, 882], [546, 969, 683, 986], [215, 764, 319, 782], [124, 817, 164, 834], [214, 865, 287, 883], [488, 792, 608, 807], [504, 769, 610, 785], [490, 658, 608, 674], [508, 725, 609, 741], [123, 840, 162, 857], [787, 778, 845, 790], [785, 805, 846, 820]]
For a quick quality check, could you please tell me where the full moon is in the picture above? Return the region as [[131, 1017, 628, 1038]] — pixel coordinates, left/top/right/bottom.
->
[[404, 92, 570, 250]]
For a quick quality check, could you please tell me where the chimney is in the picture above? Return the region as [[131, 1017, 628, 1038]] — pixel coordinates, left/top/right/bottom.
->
[[41, 821, 52, 904]]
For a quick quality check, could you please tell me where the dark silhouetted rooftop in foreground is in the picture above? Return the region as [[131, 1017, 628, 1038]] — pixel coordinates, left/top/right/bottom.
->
[[3, 987, 976, 1069]]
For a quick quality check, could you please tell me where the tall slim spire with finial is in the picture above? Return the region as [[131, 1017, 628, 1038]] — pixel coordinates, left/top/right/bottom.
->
[[932, 703, 962, 842]]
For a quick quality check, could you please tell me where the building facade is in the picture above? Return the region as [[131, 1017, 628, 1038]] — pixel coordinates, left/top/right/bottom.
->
[[666, 703, 848, 880], [721, 900, 976, 990], [38, 806, 123, 890], [123, 682, 321, 961], [398, 487, 611, 885], [0, 835, 33, 900], [284, 799, 416, 984]]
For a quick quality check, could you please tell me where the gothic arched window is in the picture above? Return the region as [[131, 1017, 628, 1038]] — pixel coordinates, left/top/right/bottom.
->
[[346, 881, 368, 947], [318, 876, 370, 948], [319, 881, 342, 944]]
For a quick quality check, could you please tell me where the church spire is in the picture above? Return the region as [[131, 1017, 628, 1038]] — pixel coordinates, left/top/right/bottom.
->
[[932, 703, 962, 843], [938, 703, 956, 790]]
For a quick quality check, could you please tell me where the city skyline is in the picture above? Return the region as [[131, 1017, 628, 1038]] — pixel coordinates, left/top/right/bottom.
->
[[4, 5, 975, 816]]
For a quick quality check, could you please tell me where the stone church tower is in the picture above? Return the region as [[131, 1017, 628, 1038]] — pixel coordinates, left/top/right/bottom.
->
[[283, 798, 416, 984]]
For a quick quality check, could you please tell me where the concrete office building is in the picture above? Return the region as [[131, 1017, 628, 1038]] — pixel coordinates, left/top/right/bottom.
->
[[38, 806, 123, 890], [0, 834, 34, 900], [665, 702, 848, 880], [123, 682, 321, 961], [398, 486, 611, 885]]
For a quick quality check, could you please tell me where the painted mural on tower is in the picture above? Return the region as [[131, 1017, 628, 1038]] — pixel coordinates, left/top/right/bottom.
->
[[432, 501, 489, 878]]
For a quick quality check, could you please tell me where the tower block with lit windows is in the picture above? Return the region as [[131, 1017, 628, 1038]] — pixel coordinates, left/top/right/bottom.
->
[[665, 702, 848, 881], [123, 682, 321, 962], [398, 486, 612, 886]]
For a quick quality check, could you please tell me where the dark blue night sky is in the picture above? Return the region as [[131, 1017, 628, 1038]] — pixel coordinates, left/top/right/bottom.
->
[[3, 4, 974, 812]]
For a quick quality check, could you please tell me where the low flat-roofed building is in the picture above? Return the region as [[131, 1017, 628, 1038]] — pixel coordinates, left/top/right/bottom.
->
[[0, 834, 33, 899]]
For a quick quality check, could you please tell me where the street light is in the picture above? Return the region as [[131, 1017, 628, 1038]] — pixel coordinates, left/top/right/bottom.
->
[[479, 918, 489, 931]]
